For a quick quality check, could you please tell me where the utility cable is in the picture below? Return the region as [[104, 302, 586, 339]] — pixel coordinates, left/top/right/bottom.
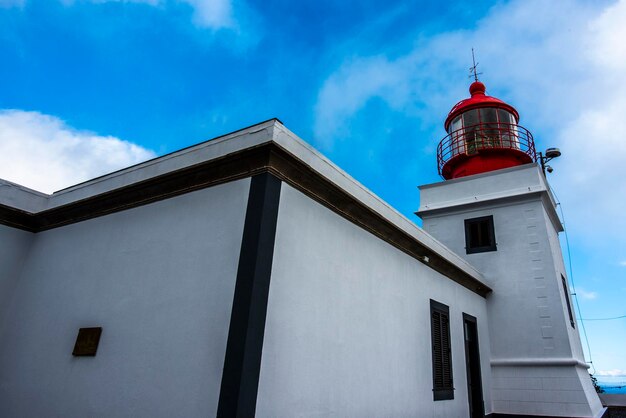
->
[[580, 315, 626, 321]]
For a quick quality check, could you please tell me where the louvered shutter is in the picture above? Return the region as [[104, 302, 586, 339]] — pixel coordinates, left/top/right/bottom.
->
[[431, 300, 454, 400]]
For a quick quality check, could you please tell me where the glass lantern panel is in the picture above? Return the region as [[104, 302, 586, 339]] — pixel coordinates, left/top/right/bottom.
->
[[462, 110, 480, 154], [480, 108, 499, 148], [462, 109, 479, 127], [497, 109, 516, 125], [498, 109, 519, 149], [449, 116, 462, 133], [481, 108, 498, 123], [450, 116, 464, 156], [448, 116, 465, 156]]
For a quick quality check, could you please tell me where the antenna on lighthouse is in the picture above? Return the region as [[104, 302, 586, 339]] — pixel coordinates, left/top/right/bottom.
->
[[469, 48, 482, 82]]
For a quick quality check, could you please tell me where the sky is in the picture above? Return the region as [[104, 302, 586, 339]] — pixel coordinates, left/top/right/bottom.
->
[[0, 0, 624, 379]]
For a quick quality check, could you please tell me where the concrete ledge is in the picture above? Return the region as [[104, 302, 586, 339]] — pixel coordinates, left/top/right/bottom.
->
[[600, 394, 626, 407], [491, 358, 591, 369], [487, 408, 608, 418]]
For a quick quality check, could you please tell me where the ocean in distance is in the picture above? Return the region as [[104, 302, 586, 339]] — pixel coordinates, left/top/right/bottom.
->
[[597, 375, 626, 394]]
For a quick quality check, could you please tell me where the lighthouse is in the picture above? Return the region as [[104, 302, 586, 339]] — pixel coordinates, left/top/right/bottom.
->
[[418, 81, 605, 417]]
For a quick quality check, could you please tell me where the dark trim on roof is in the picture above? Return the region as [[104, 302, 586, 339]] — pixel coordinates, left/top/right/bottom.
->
[[53, 118, 283, 194], [1, 144, 272, 231], [0, 142, 490, 297], [0, 205, 37, 232], [265, 147, 490, 297]]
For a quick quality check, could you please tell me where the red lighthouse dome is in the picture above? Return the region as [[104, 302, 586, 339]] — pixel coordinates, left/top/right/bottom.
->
[[437, 81, 536, 180]]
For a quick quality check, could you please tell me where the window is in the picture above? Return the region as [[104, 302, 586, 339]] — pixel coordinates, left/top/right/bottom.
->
[[464, 215, 497, 254], [561, 275, 575, 328], [431, 300, 454, 401]]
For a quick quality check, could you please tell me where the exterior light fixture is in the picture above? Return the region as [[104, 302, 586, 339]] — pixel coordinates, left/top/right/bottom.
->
[[538, 147, 561, 174]]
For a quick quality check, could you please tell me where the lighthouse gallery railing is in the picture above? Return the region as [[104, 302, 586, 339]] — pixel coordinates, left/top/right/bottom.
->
[[437, 122, 537, 176]]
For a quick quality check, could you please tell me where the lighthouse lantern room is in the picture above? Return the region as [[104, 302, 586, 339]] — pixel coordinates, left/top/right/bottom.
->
[[438, 80, 537, 179]]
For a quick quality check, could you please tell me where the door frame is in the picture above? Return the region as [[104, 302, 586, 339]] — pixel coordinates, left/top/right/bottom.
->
[[463, 313, 485, 418]]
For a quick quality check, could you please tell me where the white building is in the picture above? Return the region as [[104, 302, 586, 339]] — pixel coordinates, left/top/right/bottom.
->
[[0, 82, 605, 417]]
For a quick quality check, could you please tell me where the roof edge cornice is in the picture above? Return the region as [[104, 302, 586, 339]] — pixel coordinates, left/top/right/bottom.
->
[[0, 119, 490, 297]]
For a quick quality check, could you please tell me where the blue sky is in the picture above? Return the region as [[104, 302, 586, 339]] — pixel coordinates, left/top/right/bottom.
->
[[1, 0, 625, 378]]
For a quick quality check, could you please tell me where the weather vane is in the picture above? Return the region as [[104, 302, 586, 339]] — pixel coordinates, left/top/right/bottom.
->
[[469, 48, 482, 82]]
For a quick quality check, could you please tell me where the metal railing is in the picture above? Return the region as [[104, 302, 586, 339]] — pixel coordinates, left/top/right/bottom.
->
[[437, 122, 536, 176]]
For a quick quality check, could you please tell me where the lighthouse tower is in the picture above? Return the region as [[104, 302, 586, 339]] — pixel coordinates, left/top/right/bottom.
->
[[418, 81, 605, 417]]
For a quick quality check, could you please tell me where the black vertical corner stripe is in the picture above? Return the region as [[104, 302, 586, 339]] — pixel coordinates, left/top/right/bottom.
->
[[217, 173, 282, 418]]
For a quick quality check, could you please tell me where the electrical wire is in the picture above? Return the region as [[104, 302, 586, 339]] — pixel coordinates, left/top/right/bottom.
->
[[550, 186, 596, 374], [580, 315, 626, 321]]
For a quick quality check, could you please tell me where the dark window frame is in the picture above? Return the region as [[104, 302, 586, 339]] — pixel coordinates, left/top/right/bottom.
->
[[561, 275, 576, 328], [464, 215, 497, 254], [431, 299, 454, 401]]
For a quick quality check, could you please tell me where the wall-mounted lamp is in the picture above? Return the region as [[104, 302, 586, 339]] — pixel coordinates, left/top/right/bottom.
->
[[538, 148, 562, 174]]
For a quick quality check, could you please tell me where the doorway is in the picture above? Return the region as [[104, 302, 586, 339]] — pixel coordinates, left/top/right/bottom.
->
[[463, 314, 484, 418]]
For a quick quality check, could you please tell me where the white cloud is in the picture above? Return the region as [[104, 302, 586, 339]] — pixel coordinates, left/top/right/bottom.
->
[[588, 1, 626, 73], [314, 0, 626, 245], [0, 0, 25, 8], [60, 0, 161, 5], [182, 0, 234, 29], [314, 0, 605, 142], [576, 288, 598, 300], [314, 55, 414, 147], [0, 110, 155, 194], [620, 261, 626, 267], [596, 369, 626, 376], [70, 0, 237, 30]]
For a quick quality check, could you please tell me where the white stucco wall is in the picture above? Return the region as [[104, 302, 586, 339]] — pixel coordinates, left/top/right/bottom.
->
[[0, 225, 34, 336], [0, 179, 250, 418], [256, 184, 492, 418], [422, 199, 574, 359], [542, 210, 587, 363]]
